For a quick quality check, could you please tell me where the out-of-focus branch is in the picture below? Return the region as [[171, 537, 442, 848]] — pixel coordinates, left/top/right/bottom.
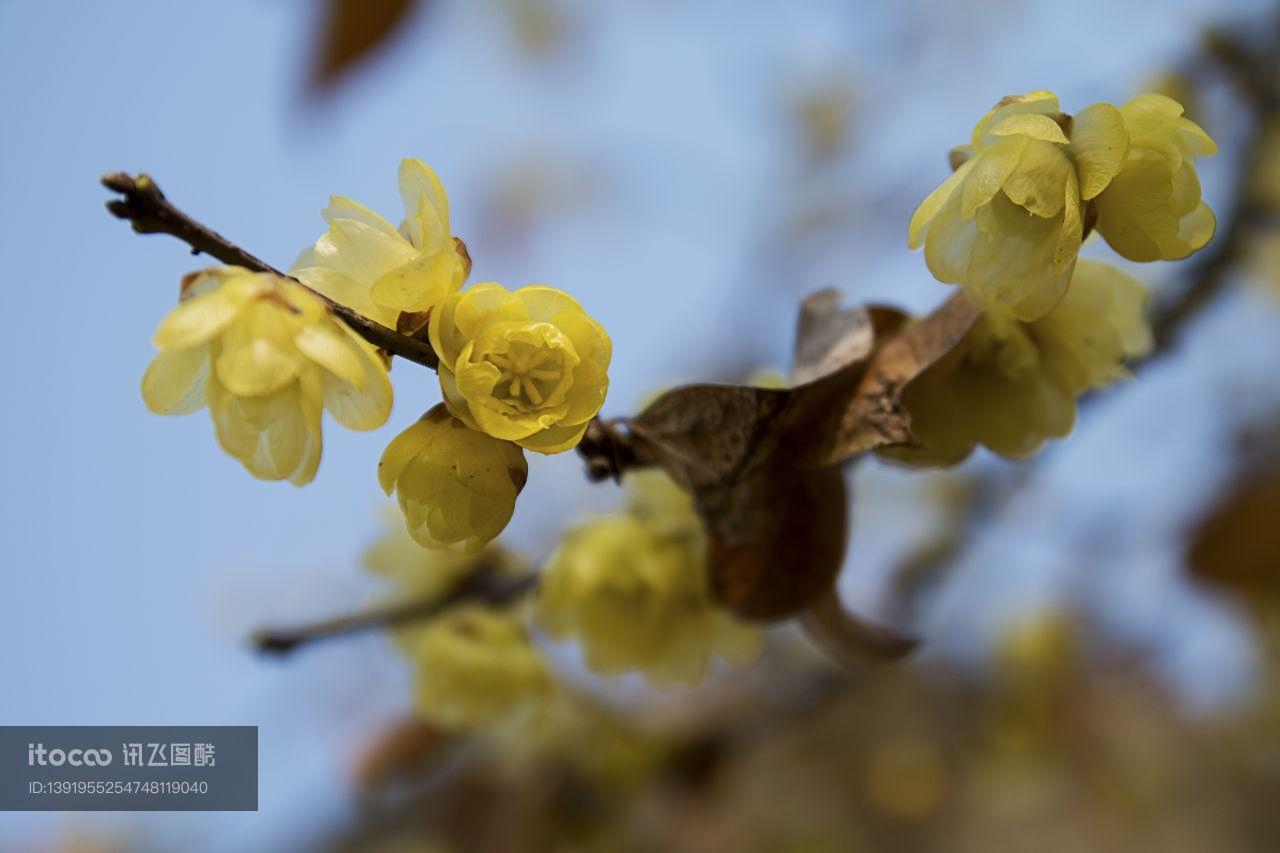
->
[[252, 569, 536, 656], [101, 172, 440, 370]]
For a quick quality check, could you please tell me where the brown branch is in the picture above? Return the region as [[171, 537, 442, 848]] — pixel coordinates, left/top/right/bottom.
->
[[252, 569, 537, 656], [102, 172, 439, 370]]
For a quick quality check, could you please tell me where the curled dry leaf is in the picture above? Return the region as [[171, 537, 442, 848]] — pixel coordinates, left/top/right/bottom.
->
[[799, 589, 920, 666], [622, 290, 979, 627]]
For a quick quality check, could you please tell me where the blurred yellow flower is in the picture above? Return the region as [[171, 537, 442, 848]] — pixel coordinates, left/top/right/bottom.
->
[[428, 283, 611, 453], [404, 603, 551, 731], [911, 91, 1099, 319], [882, 261, 1153, 466], [290, 158, 470, 328], [141, 267, 392, 485], [1094, 94, 1217, 262], [538, 471, 760, 686], [378, 404, 528, 552]]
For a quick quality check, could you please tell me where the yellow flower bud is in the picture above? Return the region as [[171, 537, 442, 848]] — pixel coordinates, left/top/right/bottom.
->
[[378, 404, 528, 552], [882, 261, 1152, 466], [1093, 94, 1217, 262], [428, 283, 612, 454], [538, 472, 760, 686], [403, 603, 551, 731], [290, 159, 470, 328], [141, 267, 393, 485]]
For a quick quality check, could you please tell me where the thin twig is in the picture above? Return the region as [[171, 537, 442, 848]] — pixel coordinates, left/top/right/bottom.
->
[[102, 172, 439, 370], [252, 570, 537, 656]]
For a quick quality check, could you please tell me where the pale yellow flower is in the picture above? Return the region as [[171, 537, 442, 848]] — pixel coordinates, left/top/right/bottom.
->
[[882, 261, 1153, 466], [290, 158, 470, 328], [403, 603, 551, 731], [428, 283, 611, 454], [378, 404, 528, 552], [141, 267, 392, 485], [1094, 94, 1217, 262], [538, 471, 760, 686], [910, 90, 1144, 320]]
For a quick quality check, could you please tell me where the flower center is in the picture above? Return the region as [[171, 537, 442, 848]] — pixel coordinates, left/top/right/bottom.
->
[[487, 341, 563, 410]]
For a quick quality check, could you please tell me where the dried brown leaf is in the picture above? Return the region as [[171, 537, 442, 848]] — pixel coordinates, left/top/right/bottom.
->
[[624, 291, 978, 623], [794, 291, 981, 466], [311, 0, 420, 90], [1188, 466, 1280, 610], [799, 589, 920, 665]]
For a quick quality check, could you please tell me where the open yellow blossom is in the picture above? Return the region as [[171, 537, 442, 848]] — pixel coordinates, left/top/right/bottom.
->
[[290, 158, 470, 328], [402, 603, 551, 731], [428, 283, 611, 454], [882, 261, 1153, 467], [141, 267, 393, 485], [538, 471, 760, 686], [378, 404, 528, 552], [1094, 94, 1217, 262], [911, 91, 1140, 319]]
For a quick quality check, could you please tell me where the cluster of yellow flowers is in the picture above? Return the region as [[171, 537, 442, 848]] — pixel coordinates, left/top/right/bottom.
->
[[143, 159, 611, 548], [901, 91, 1215, 463], [538, 470, 761, 686], [364, 522, 550, 730]]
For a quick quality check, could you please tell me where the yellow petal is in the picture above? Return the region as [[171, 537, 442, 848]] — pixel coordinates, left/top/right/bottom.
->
[[308, 219, 417, 286], [989, 113, 1069, 144], [397, 159, 451, 249], [377, 413, 438, 495], [909, 158, 974, 248], [290, 266, 394, 327], [961, 137, 1027, 219], [368, 247, 460, 314], [213, 301, 303, 397], [321, 325, 393, 430], [1069, 102, 1129, 199], [322, 195, 402, 240], [141, 344, 209, 415], [153, 280, 253, 349], [1002, 140, 1071, 218]]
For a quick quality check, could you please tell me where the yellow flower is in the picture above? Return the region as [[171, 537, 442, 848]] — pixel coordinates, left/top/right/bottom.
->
[[378, 404, 528, 552], [911, 91, 1131, 319], [290, 158, 470, 328], [538, 471, 760, 686], [428, 283, 611, 453], [1093, 94, 1217, 262], [141, 267, 392, 485], [403, 603, 551, 731], [882, 261, 1153, 466]]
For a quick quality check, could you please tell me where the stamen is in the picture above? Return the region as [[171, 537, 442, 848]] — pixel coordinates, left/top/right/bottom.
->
[[508, 378, 522, 398], [529, 369, 560, 381], [522, 378, 543, 405]]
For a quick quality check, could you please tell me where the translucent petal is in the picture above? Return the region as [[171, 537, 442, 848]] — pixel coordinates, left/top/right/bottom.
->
[[368, 247, 459, 313], [213, 302, 303, 397], [322, 195, 401, 239], [141, 344, 209, 415], [909, 158, 974, 248], [961, 137, 1026, 219], [989, 113, 1069, 144], [153, 282, 252, 349], [321, 325, 393, 431], [1069, 102, 1129, 199]]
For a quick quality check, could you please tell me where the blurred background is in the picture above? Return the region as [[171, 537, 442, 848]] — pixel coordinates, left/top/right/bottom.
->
[[2, 0, 1280, 850]]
